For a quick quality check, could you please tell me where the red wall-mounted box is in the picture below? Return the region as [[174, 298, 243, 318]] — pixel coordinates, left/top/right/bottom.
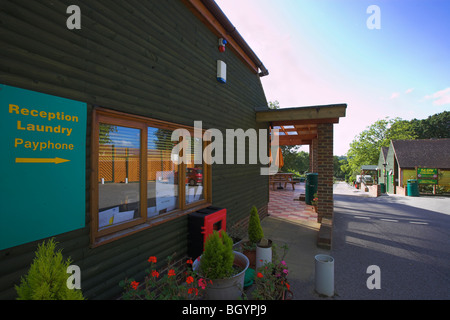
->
[[188, 207, 227, 259]]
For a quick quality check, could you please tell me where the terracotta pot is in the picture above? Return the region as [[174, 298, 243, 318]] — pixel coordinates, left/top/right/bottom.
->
[[241, 241, 256, 269]]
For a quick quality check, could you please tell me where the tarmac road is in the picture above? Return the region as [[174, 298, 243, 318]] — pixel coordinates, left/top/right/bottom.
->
[[330, 182, 450, 300]]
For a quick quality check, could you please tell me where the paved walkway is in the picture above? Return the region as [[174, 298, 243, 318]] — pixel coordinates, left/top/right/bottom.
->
[[268, 183, 318, 223], [262, 182, 326, 300]]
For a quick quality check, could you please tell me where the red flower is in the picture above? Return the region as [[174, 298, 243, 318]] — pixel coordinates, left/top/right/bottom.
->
[[198, 278, 206, 289], [186, 259, 193, 265], [148, 256, 157, 263], [130, 281, 139, 290], [286, 282, 291, 290], [186, 276, 194, 284], [257, 272, 264, 278], [168, 269, 176, 277], [151, 270, 159, 278], [188, 288, 198, 296]]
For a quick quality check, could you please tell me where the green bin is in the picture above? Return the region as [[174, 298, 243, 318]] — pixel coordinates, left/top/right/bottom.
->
[[379, 183, 386, 193], [407, 179, 419, 197], [305, 173, 318, 205]]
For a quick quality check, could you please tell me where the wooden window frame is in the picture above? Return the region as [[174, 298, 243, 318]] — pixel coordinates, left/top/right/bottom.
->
[[90, 107, 212, 247]]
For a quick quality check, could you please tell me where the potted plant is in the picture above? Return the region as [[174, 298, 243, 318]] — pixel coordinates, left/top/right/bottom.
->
[[242, 206, 264, 268], [253, 243, 292, 300], [193, 230, 249, 300]]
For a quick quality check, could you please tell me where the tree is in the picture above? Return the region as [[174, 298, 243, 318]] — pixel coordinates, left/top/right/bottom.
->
[[345, 117, 416, 180], [334, 156, 347, 179], [248, 206, 264, 244], [268, 100, 280, 109], [200, 231, 234, 279], [15, 238, 84, 300], [410, 111, 450, 139], [281, 148, 309, 174]]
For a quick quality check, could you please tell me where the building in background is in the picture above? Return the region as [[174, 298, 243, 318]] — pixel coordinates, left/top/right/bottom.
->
[[377, 139, 450, 195]]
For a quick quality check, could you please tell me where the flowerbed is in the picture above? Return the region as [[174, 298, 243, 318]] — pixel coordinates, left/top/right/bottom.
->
[[252, 243, 292, 300], [120, 255, 210, 300]]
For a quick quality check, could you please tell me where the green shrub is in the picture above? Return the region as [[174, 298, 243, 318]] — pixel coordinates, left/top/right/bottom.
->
[[200, 231, 234, 280], [15, 238, 84, 300], [248, 206, 264, 244]]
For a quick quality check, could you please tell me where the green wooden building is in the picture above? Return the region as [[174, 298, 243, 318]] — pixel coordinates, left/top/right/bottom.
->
[[377, 139, 450, 195], [0, 0, 348, 299], [0, 0, 271, 299]]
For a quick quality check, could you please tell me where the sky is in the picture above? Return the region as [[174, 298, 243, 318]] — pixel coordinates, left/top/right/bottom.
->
[[214, 0, 450, 156]]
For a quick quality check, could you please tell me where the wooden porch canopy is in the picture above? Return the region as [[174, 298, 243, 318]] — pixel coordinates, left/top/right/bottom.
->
[[255, 104, 347, 146]]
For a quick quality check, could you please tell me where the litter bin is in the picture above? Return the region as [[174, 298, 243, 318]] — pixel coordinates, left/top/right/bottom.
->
[[305, 173, 318, 205], [379, 183, 386, 193], [315, 254, 334, 297], [407, 179, 419, 197]]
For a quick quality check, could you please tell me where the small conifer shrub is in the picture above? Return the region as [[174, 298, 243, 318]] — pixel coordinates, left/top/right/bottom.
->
[[248, 206, 264, 244], [15, 238, 84, 300], [200, 231, 234, 280]]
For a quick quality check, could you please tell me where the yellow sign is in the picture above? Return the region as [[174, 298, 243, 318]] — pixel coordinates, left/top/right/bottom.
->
[[15, 157, 71, 164]]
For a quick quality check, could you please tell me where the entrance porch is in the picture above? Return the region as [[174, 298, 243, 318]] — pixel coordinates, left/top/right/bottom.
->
[[257, 104, 347, 249]]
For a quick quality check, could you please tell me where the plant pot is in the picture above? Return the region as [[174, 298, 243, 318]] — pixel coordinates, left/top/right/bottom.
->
[[193, 251, 249, 300], [256, 239, 272, 270], [241, 241, 256, 269]]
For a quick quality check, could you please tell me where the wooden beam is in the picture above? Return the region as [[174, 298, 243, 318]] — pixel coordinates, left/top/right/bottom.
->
[[256, 104, 347, 123], [181, 0, 258, 73], [272, 118, 340, 126], [278, 136, 316, 146]]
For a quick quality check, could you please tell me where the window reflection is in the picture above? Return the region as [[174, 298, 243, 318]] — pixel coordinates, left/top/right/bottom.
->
[[98, 124, 141, 229], [147, 127, 179, 217], [185, 137, 204, 205]]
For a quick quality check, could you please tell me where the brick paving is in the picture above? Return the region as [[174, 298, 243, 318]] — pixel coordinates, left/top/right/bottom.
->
[[268, 183, 318, 223]]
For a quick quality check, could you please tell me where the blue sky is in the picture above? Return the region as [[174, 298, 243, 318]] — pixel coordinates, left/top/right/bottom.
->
[[215, 0, 450, 156]]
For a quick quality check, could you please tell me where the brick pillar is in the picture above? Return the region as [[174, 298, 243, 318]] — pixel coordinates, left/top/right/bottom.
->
[[311, 138, 318, 173], [317, 123, 334, 220]]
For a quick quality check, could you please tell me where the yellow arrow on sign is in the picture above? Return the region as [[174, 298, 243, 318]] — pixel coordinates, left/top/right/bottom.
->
[[16, 158, 71, 164]]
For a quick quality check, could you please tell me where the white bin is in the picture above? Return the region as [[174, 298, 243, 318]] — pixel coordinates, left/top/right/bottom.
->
[[315, 254, 334, 297], [255, 242, 272, 270]]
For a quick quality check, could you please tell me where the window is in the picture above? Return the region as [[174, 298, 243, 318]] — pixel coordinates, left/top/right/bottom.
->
[[91, 109, 211, 246], [147, 127, 179, 217], [98, 124, 142, 229], [185, 136, 205, 205]]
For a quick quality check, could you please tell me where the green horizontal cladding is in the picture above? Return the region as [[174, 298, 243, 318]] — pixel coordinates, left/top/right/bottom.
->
[[0, 0, 268, 299]]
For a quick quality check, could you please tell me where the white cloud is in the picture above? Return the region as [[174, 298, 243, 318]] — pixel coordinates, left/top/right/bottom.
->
[[405, 88, 414, 94], [425, 88, 450, 106], [390, 92, 400, 99]]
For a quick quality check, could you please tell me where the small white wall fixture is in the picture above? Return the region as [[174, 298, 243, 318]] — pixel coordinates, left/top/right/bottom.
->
[[217, 60, 226, 84]]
